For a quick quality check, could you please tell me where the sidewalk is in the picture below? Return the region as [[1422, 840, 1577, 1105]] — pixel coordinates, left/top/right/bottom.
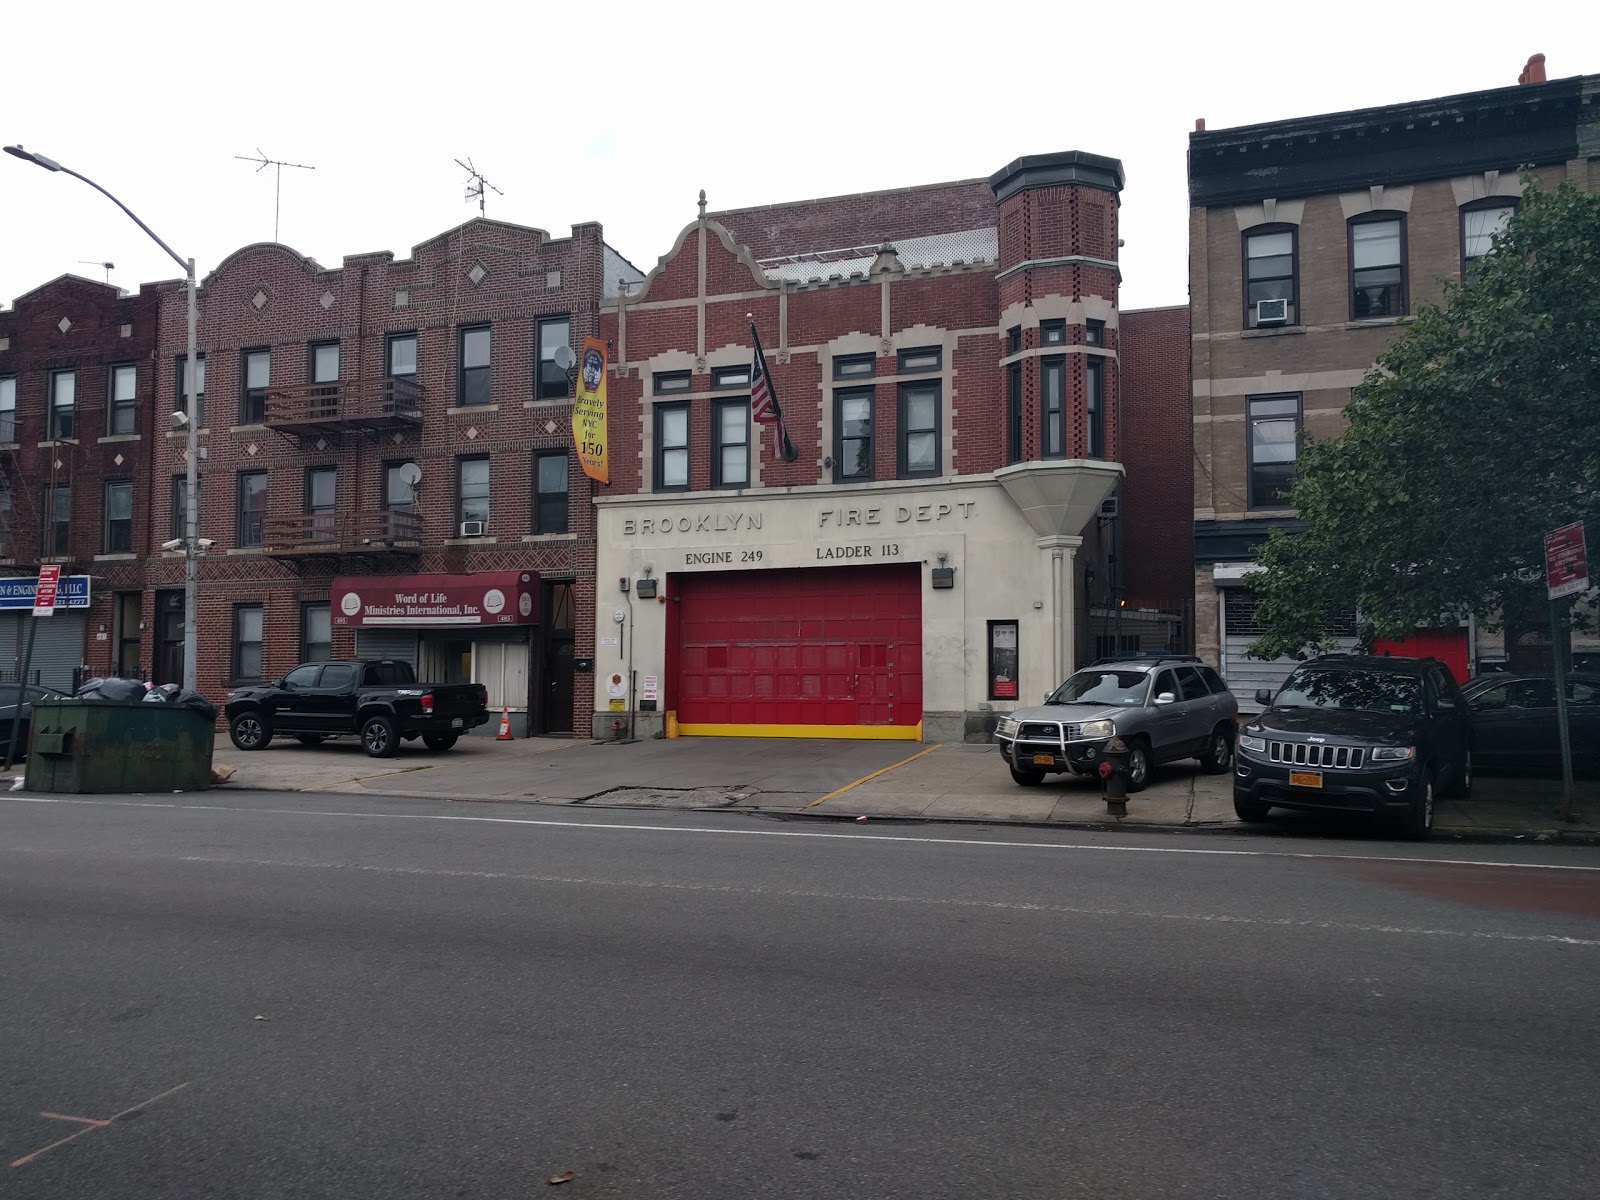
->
[[22, 732, 1581, 844], [8, 733, 1596, 843]]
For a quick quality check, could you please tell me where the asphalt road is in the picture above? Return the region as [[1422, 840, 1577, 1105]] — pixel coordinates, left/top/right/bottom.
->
[[4, 791, 1599, 1199]]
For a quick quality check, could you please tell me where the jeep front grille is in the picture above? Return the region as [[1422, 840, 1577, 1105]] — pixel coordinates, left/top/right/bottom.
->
[[1268, 742, 1365, 769]]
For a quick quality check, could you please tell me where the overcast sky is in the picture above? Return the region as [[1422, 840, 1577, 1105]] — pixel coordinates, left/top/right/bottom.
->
[[3, 1, 1595, 313]]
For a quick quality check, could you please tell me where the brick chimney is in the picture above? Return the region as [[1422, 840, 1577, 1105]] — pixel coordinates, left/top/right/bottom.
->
[[1194, 118, 1206, 132], [1518, 53, 1547, 85]]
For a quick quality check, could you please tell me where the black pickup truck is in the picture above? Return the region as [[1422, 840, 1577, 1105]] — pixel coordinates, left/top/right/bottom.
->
[[225, 659, 490, 758]]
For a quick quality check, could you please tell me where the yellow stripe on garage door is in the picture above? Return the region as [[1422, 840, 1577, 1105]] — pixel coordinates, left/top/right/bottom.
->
[[675, 721, 924, 741]]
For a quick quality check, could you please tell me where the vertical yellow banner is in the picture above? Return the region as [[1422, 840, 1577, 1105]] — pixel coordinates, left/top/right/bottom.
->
[[572, 337, 609, 485]]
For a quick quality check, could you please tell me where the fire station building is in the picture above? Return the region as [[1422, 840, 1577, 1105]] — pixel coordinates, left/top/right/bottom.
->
[[592, 151, 1194, 742]]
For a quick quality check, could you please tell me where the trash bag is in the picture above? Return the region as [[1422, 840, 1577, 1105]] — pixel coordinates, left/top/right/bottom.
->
[[172, 689, 219, 722], [73, 676, 149, 703], [142, 684, 182, 703]]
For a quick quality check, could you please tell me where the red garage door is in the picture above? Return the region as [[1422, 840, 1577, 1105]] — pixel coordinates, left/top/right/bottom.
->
[[1370, 628, 1470, 684], [670, 564, 922, 738]]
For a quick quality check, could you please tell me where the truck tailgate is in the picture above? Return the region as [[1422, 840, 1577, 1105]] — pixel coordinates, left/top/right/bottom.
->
[[428, 684, 487, 718]]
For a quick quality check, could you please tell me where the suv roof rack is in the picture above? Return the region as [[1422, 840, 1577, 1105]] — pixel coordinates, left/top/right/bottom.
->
[[1086, 654, 1203, 669]]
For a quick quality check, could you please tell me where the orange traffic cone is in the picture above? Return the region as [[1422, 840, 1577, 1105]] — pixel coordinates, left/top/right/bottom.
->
[[496, 707, 512, 740]]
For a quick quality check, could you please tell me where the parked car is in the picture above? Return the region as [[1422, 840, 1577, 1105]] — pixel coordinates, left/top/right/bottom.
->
[[1233, 655, 1472, 839], [1460, 672, 1600, 777], [994, 657, 1239, 791], [225, 659, 490, 758], [0, 683, 66, 760]]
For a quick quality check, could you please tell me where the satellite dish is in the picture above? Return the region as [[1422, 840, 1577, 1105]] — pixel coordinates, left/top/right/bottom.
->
[[397, 462, 423, 487], [552, 344, 577, 372]]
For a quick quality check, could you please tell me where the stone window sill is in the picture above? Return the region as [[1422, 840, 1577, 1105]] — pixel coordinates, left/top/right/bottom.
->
[[448, 404, 499, 416], [1344, 316, 1416, 330], [93, 553, 138, 562], [445, 536, 500, 546], [522, 533, 578, 543], [1240, 326, 1305, 339], [99, 433, 142, 444]]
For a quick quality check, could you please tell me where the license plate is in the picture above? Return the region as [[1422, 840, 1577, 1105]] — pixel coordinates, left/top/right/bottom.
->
[[1289, 770, 1323, 789], [1032, 753, 1054, 766], [451, 718, 464, 729]]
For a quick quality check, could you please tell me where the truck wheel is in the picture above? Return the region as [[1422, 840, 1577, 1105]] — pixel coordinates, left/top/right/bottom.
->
[[1009, 764, 1045, 786], [361, 714, 398, 758], [295, 735, 326, 747], [1125, 739, 1152, 793], [423, 734, 458, 752], [1198, 725, 1233, 774], [229, 711, 271, 751]]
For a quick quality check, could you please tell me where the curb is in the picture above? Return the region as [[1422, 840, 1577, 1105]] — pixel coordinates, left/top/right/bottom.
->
[[210, 779, 1600, 846]]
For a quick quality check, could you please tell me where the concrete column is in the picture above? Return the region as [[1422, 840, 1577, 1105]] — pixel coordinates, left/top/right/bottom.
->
[[1037, 534, 1083, 686]]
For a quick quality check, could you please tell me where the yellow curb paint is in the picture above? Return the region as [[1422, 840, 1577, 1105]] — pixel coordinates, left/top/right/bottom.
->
[[676, 722, 921, 741], [807, 743, 944, 809]]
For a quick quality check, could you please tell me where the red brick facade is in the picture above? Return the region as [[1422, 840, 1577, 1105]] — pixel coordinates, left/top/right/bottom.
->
[[1, 218, 641, 735], [1118, 305, 1194, 615], [2, 151, 1200, 733], [0, 275, 160, 683]]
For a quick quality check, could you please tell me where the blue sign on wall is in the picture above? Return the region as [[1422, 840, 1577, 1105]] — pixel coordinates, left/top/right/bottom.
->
[[0, 575, 92, 610]]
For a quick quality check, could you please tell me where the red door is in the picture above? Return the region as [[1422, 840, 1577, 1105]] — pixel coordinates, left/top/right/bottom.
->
[[670, 564, 922, 735], [1370, 629, 1469, 683]]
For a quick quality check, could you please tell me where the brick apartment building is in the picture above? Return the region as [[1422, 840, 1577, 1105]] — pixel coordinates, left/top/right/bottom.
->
[[1, 217, 644, 737], [1189, 57, 1599, 702], [590, 151, 1194, 742], [0, 275, 160, 690]]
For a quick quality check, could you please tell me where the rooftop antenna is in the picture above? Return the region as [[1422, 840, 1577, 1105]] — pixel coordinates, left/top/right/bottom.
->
[[455, 157, 502, 218], [78, 259, 114, 283], [234, 147, 316, 242]]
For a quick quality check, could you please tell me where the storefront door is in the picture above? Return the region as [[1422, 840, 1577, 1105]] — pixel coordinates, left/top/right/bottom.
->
[[541, 580, 575, 734], [153, 590, 184, 686]]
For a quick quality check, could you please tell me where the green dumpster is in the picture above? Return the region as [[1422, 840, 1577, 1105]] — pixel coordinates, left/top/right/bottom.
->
[[24, 700, 215, 793]]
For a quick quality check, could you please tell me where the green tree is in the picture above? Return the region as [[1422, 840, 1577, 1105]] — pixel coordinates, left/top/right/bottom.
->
[[1249, 177, 1600, 660]]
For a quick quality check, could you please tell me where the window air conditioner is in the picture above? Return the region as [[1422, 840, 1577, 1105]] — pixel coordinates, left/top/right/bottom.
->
[[1255, 298, 1289, 325], [459, 520, 486, 538]]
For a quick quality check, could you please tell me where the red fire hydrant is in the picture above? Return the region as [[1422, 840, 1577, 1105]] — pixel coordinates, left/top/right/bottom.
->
[[1099, 736, 1130, 817]]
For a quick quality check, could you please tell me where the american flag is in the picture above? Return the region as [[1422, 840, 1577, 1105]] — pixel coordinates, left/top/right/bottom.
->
[[748, 318, 798, 461], [750, 343, 776, 424]]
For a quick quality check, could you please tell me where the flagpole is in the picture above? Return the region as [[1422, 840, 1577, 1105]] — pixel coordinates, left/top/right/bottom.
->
[[747, 315, 798, 463]]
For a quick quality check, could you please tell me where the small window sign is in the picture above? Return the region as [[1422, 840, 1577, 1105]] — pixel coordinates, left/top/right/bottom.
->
[[989, 621, 1019, 700]]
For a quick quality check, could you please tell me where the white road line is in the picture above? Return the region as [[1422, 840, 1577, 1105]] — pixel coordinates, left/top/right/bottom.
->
[[99, 853, 1578, 946], [8, 794, 1600, 873]]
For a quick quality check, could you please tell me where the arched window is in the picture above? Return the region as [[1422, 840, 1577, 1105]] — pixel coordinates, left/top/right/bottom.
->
[[1348, 212, 1407, 319], [1242, 224, 1298, 328], [1461, 198, 1518, 272]]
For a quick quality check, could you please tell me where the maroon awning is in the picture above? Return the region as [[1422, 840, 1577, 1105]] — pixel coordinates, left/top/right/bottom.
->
[[330, 572, 539, 628]]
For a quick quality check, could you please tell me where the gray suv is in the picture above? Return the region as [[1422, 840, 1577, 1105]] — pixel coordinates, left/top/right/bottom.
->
[[994, 657, 1239, 790]]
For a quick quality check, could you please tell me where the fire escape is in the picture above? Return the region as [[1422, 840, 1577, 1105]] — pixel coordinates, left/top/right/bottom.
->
[[260, 371, 425, 567]]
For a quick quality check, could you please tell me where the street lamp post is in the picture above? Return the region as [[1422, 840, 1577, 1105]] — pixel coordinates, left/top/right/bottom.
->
[[5, 145, 200, 693]]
